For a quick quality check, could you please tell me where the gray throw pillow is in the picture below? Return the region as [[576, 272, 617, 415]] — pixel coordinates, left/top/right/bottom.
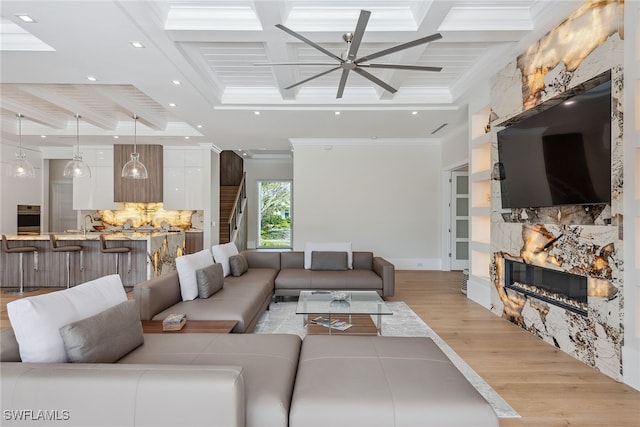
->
[[229, 253, 249, 277], [59, 300, 143, 363], [196, 263, 224, 298], [311, 251, 348, 271]]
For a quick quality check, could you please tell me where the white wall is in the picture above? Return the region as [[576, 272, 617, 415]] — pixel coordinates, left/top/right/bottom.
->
[[441, 124, 469, 170], [0, 142, 43, 234], [244, 158, 293, 249], [291, 139, 442, 269]]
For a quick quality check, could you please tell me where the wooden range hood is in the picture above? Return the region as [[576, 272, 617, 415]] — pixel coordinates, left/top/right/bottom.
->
[[113, 144, 163, 203]]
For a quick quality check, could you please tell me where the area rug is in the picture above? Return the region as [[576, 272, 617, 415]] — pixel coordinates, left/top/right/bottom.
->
[[254, 300, 520, 419]]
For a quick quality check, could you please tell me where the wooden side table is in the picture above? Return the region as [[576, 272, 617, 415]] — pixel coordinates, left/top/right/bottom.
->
[[141, 320, 237, 334]]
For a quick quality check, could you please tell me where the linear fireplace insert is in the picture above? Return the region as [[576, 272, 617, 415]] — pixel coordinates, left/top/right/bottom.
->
[[504, 259, 588, 316]]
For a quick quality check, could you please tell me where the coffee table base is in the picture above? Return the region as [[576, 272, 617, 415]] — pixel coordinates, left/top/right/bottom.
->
[[306, 315, 378, 336]]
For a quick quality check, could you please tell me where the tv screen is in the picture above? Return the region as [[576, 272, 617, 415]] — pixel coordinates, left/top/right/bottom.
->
[[497, 79, 611, 209]]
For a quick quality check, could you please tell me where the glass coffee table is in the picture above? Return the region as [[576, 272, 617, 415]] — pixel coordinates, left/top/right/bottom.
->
[[296, 290, 393, 335]]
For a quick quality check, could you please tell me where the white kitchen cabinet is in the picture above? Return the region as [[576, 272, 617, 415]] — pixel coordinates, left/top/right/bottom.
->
[[72, 147, 117, 210], [163, 147, 205, 210]]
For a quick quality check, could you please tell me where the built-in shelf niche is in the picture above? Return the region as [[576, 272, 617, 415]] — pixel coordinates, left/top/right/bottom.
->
[[471, 216, 491, 244], [471, 180, 491, 209], [471, 136, 491, 175]]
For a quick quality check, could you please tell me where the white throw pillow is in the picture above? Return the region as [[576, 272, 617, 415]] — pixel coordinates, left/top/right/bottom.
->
[[175, 249, 214, 301], [211, 242, 239, 277], [304, 242, 352, 269], [6, 274, 127, 363]]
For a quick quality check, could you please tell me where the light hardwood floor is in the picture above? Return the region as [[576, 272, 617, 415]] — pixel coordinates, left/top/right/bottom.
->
[[2, 270, 639, 426]]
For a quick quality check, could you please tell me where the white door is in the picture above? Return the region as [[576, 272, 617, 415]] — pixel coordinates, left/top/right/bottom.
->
[[450, 171, 469, 270], [51, 181, 76, 232]]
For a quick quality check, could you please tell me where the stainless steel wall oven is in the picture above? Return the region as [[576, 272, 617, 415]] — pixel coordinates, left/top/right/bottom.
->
[[17, 205, 41, 235]]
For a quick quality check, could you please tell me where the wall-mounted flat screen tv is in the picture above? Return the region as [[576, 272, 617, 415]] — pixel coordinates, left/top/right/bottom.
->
[[497, 79, 611, 209]]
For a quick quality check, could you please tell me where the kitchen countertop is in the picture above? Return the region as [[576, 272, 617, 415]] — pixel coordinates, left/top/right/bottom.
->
[[4, 231, 185, 241]]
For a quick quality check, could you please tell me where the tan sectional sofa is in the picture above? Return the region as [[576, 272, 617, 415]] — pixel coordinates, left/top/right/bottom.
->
[[276, 251, 395, 297], [0, 270, 498, 427], [134, 251, 280, 333], [134, 250, 394, 332], [1, 328, 499, 427]]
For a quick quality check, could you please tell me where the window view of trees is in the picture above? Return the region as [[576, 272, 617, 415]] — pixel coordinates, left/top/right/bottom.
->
[[259, 181, 291, 247]]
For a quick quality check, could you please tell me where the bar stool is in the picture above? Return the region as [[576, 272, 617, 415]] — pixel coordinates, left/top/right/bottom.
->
[[2, 235, 38, 294], [99, 234, 131, 277], [49, 235, 83, 288]]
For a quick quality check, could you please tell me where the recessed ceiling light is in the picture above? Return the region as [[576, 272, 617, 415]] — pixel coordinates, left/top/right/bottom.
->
[[196, 124, 203, 129], [87, 76, 97, 82], [113, 135, 119, 139], [169, 103, 176, 107], [411, 111, 418, 115], [254, 111, 260, 115], [184, 136, 190, 140], [129, 41, 145, 48], [242, 152, 247, 156], [172, 80, 181, 85], [16, 14, 36, 23], [334, 111, 341, 115], [40, 135, 46, 138]]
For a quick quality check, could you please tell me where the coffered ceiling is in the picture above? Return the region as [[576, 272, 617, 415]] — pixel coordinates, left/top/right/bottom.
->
[[0, 0, 582, 158]]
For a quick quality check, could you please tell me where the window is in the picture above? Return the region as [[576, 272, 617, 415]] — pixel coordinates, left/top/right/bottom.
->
[[258, 180, 292, 248]]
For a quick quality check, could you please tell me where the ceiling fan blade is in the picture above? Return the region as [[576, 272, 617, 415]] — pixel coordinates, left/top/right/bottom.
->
[[347, 10, 371, 60], [354, 33, 442, 63], [359, 63, 442, 72], [254, 62, 339, 66], [284, 66, 341, 90], [275, 24, 343, 62], [336, 69, 351, 99], [352, 67, 397, 94]]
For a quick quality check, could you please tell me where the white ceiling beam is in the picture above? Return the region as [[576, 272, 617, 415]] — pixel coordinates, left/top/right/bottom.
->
[[379, 1, 454, 100], [253, 1, 297, 100], [0, 99, 67, 129], [16, 85, 118, 130], [89, 86, 167, 131]]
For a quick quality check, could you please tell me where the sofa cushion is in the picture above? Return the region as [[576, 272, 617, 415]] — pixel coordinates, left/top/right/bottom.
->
[[290, 336, 499, 427], [229, 253, 249, 277], [118, 333, 301, 427], [212, 242, 239, 277], [175, 249, 214, 301], [152, 268, 277, 333], [196, 263, 224, 298], [6, 274, 127, 363], [304, 242, 352, 269], [60, 300, 144, 363], [310, 251, 348, 271]]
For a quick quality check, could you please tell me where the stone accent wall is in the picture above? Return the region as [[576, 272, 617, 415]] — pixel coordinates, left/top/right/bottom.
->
[[488, 0, 624, 381]]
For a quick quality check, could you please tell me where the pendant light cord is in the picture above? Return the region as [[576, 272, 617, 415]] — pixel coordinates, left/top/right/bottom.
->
[[17, 113, 24, 155], [75, 114, 80, 155], [133, 114, 138, 154]]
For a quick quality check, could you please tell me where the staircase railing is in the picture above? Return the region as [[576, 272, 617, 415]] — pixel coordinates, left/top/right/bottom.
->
[[227, 172, 247, 247]]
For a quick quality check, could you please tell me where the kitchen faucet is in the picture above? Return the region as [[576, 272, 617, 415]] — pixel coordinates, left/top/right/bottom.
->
[[83, 215, 93, 236]]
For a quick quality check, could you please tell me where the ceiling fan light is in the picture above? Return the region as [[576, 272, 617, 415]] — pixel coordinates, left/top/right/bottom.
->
[[121, 153, 149, 179]]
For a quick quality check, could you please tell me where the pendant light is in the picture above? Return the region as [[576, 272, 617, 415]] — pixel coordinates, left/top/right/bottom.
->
[[8, 114, 36, 179], [121, 114, 148, 179], [63, 114, 91, 178]]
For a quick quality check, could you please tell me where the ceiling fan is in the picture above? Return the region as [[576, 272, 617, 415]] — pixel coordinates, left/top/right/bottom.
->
[[255, 9, 442, 98]]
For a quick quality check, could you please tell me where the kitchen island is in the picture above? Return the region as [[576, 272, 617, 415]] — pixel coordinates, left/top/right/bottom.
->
[[0, 231, 185, 289]]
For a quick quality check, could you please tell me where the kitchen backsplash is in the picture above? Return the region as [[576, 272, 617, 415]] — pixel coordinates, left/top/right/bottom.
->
[[81, 203, 203, 230]]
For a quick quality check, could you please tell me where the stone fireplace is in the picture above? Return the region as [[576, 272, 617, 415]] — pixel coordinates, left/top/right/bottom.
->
[[486, 0, 624, 381]]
